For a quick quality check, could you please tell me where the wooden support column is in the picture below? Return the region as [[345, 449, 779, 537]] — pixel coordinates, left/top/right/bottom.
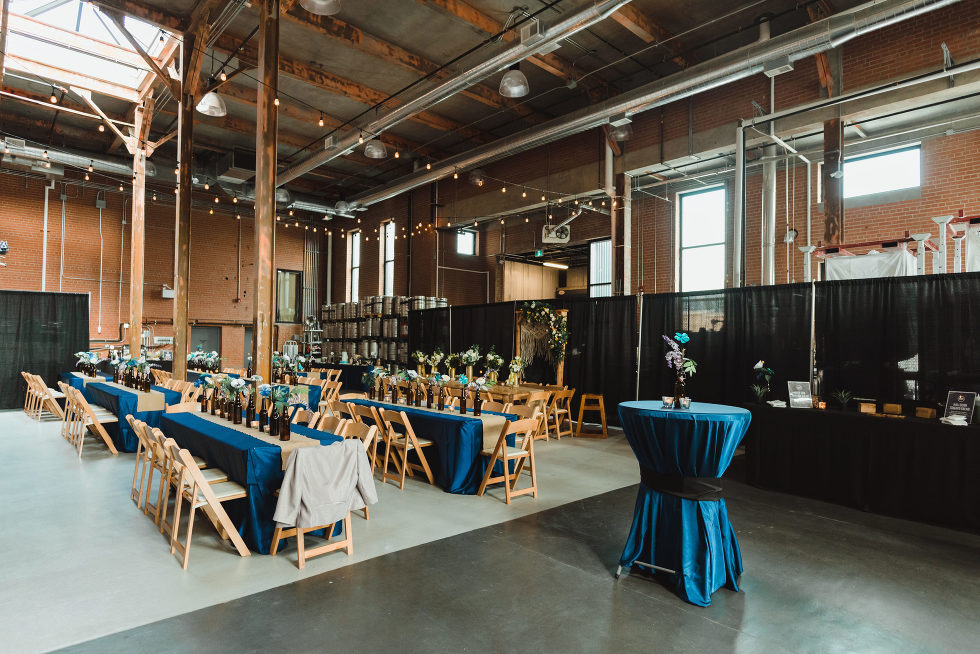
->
[[128, 94, 155, 355], [172, 38, 196, 380], [252, 0, 279, 381], [822, 117, 844, 245]]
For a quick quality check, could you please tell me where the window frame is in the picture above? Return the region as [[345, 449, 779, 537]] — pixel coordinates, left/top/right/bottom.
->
[[456, 229, 476, 256], [677, 185, 727, 293], [348, 229, 361, 303], [380, 220, 396, 296], [841, 144, 921, 201], [588, 238, 613, 297], [275, 269, 303, 324]]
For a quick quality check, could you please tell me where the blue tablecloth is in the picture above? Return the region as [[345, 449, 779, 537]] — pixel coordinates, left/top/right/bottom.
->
[[74, 381, 180, 453], [348, 399, 516, 494], [60, 371, 111, 390], [159, 412, 343, 553], [186, 370, 234, 383], [617, 401, 751, 607]]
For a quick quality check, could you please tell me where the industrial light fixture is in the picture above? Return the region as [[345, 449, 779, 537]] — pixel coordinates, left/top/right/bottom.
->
[[609, 122, 633, 141], [469, 169, 486, 187], [196, 91, 227, 117], [364, 138, 387, 159], [499, 64, 529, 98], [543, 261, 568, 269], [299, 0, 341, 15]]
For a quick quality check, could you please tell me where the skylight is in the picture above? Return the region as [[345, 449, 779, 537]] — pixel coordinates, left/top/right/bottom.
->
[[6, 0, 170, 95]]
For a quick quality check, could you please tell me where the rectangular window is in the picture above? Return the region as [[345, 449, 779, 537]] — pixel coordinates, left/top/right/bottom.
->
[[275, 270, 302, 323], [679, 186, 726, 292], [843, 145, 920, 199], [348, 230, 361, 302], [381, 220, 396, 296], [457, 229, 476, 256], [589, 239, 612, 297]]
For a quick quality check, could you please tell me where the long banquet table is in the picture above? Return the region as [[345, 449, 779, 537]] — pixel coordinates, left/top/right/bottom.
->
[[159, 411, 343, 553], [347, 399, 517, 494], [744, 405, 980, 533], [60, 373, 181, 452]]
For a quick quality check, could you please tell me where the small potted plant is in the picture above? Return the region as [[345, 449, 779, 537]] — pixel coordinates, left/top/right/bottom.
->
[[832, 389, 853, 411], [750, 360, 775, 403]]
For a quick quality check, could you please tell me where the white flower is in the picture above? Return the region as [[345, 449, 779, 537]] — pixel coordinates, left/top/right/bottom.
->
[[231, 378, 246, 389], [753, 360, 764, 369], [440, 375, 450, 382], [406, 370, 418, 379], [296, 356, 306, 362]]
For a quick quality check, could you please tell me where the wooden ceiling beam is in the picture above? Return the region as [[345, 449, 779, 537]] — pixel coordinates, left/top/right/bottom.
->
[[417, 0, 614, 96], [212, 31, 494, 144], [85, 0, 186, 32], [609, 5, 693, 68], [102, 10, 180, 97], [4, 53, 140, 101], [217, 81, 445, 160], [282, 6, 544, 124]]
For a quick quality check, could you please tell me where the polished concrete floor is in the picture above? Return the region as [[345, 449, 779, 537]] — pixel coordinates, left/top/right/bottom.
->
[[5, 410, 980, 653]]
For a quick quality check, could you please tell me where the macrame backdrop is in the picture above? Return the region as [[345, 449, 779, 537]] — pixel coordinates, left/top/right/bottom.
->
[[520, 320, 552, 364]]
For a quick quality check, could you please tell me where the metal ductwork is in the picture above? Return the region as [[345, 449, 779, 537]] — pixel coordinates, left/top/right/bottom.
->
[[1, 137, 159, 178], [218, 182, 352, 218], [350, 0, 960, 208], [275, 0, 634, 187]]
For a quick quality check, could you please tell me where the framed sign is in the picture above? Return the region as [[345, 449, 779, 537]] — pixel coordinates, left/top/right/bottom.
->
[[787, 381, 813, 409], [944, 391, 977, 423]]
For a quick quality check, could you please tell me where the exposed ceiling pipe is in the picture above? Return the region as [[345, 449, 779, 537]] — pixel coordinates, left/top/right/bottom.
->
[[218, 181, 353, 218], [275, 0, 634, 187], [1, 137, 159, 177], [350, 0, 961, 208]]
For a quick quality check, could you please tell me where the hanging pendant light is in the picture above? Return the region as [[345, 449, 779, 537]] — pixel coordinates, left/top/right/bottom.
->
[[499, 64, 529, 98], [364, 138, 387, 159], [196, 91, 227, 117], [299, 0, 341, 15], [608, 122, 633, 141]]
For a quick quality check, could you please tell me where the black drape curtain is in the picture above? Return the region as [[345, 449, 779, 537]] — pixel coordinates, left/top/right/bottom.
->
[[0, 291, 89, 409], [448, 302, 518, 361], [638, 284, 813, 404], [815, 272, 980, 406]]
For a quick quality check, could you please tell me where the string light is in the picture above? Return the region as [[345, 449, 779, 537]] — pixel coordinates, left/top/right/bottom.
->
[[118, 184, 124, 191], [174, 167, 179, 176], [541, 194, 546, 202], [394, 151, 399, 159], [501, 186, 506, 193], [87, 162, 93, 172], [426, 162, 431, 170], [525, 217, 529, 223], [318, 113, 324, 127], [473, 221, 478, 227], [84, 173, 89, 181], [203, 183, 209, 190], [358, 133, 364, 145], [232, 197, 238, 203], [276, 215, 280, 221], [209, 208, 214, 215], [499, 218, 504, 224], [42, 150, 47, 158], [236, 214, 241, 220], [289, 210, 294, 216], [274, 97, 280, 106], [522, 188, 526, 198], [453, 170, 459, 180], [295, 221, 299, 227], [44, 161, 50, 168], [98, 124, 105, 133], [152, 193, 157, 201], [219, 72, 227, 82]]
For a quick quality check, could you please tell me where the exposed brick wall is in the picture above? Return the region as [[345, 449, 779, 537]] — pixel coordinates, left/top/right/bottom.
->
[[0, 173, 307, 366]]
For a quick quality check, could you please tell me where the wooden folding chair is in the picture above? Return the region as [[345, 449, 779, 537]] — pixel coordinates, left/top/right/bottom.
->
[[344, 421, 379, 518], [324, 399, 356, 422], [127, 417, 155, 510], [481, 400, 512, 413], [545, 389, 575, 440], [26, 374, 65, 421], [291, 408, 321, 426], [523, 391, 552, 439], [324, 369, 342, 383], [338, 392, 367, 400], [270, 512, 353, 570], [477, 417, 541, 504], [322, 380, 343, 404], [21, 372, 40, 416], [165, 439, 250, 569], [66, 387, 119, 456], [151, 368, 172, 385], [380, 409, 435, 489], [315, 415, 350, 436], [348, 403, 382, 472]]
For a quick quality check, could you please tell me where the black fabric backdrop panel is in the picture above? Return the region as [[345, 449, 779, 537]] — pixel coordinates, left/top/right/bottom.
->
[[0, 291, 89, 409], [448, 302, 518, 362], [815, 272, 980, 405], [638, 284, 812, 403]]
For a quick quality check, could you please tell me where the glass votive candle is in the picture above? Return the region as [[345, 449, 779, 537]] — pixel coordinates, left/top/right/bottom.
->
[[662, 396, 675, 409], [680, 397, 692, 410]]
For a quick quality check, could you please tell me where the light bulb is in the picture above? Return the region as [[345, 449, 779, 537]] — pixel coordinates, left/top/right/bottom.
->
[[50, 93, 58, 103], [152, 193, 157, 201], [276, 215, 280, 221], [358, 135, 364, 144], [473, 221, 477, 227], [500, 218, 504, 224], [394, 151, 399, 158], [274, 97, 280, 106], [541, 195, 546, 201], [214, 197, 219, 203], [220, 72, 227, 82], [295, 221, 299, 227], [318, 114, 324, 127], [175, 167, 179, 176], [289, 210, 294, 216], [203, 183, 209, 190], [98, 124, 105, 132], [232, 197, 237, 203], [44, 161, 51, 168], [426, 162, 431, 170], [209, 208, 214, 215], [84, 173, 89, 181], [119, 184, 124, 191], [502, 186, 506, 193], [453, 171, 458, 179], [525, 217, 529, 223], [522, 190, 526, 198], [236, 214, 241, 220], [42, 150, 48, 158], [88, 162, 93, 172]]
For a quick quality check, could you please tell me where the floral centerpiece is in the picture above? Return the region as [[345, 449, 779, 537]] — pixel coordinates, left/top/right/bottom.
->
[[427, 347, 445, 376], [521, 301, 568, 363], [411, 350, 427, 375], [484, 347, 504, 382], [506, 356, 524, 386], [460, 344, 481, 380], [663, 332, 697, 399], [446, 352, 462, 378], [74, 351, 100, 377], [362, 366, 388, 397]]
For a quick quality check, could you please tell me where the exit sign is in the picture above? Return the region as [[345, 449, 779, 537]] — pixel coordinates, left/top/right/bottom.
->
[[535, 249, 543, 257]]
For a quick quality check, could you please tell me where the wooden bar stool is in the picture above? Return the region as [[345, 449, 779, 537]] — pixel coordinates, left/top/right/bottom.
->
[[575, 393, 608, 439]]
